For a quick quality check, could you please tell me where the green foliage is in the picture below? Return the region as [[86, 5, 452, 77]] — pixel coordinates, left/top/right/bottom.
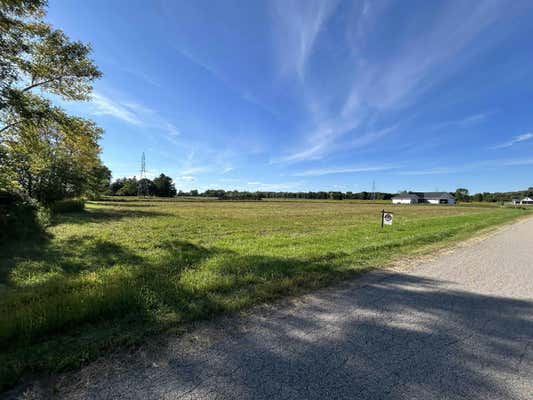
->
[[0, 190, 49, 240], [114, 177, 138, 196], [85, 165, 111, 199], [49, 198, 84, 214], [0, 0, 108, 204], [109, 174, 176, 197], [137, 177, 155, 196], [0, 0, 101, 118], [455, 188, 470, 202], [3, 116, 103, 203], [0, 199, 530, 389], [152, 173, 176, 197], [186, 189, 395, 200]]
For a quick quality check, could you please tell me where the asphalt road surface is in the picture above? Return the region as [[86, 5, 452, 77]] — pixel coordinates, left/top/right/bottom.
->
[[11, 218, 533, 399]]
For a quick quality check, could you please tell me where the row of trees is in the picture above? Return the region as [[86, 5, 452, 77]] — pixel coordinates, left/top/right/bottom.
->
[[109, 174, 177, 197], [1, 0, 109, 206], [454, 188, 533, 203], [177, 190, 394, 200], [176, 188, 533, 202]]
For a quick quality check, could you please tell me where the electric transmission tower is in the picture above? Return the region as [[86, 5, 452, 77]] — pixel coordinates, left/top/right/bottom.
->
[[138, 152, 148, 196], [371, 180, 376, 200]]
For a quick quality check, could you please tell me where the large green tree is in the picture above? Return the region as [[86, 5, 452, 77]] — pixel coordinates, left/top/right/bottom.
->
[[454, 188, 470, 202], [153, 174, 177, 197], [0, 0, 105, 201]]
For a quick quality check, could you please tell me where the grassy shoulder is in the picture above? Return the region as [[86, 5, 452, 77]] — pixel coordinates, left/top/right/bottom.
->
[[1, 199, 531, 390]]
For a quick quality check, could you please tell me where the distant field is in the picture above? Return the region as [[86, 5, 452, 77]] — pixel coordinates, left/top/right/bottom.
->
[[0, 199, 530, 389]]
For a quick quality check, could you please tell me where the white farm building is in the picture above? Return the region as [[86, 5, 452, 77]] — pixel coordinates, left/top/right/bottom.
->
[[513, 197, 533, 205], [392, 192, 456, 205]]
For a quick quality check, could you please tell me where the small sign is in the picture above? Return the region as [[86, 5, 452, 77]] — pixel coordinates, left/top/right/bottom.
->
[[381, 209, 394, 228]]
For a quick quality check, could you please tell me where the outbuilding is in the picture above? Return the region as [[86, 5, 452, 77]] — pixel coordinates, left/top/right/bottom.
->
[[392, 192, 456, 205], [391, 193, 421, 204], [520, 197, 533, 205]]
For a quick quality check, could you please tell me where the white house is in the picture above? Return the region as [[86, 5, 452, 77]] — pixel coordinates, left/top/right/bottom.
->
[[392, 192, 456, 205], [520, 197, 533, 205]]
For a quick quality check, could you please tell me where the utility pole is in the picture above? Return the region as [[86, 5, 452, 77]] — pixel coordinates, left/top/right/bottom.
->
[[138, 152, 148, 196]]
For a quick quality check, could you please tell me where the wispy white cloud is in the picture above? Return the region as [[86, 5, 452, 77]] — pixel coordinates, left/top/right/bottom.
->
[[293, 165, 396, 177], [178, 175, 195, 182], [274, 123, 397, 164], [180, 166, 212, 176], [396, 156, 533, 176], [492, 132, 533, 149], [273, 1, 511, 164], [177, 152, 234, 177], [91, 92, 180, 139], [501, 158, 533, 166], [247, 181, 304, 191], [173, 46, 281, 119], [431, 113, 489, 131], [397, 167, 460, 176], [271, 0, 340, 79], [163, 122, 181, 137], [121, 67, 161, 88], [343, 2, 505, 116], [92, 93, 142, 125]]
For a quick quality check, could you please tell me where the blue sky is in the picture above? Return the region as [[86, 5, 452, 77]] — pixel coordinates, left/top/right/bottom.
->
[[47, 0, 533, 193]]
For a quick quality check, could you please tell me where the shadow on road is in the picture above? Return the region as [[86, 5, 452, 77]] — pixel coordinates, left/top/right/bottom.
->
[[105, 271, 532, 400]]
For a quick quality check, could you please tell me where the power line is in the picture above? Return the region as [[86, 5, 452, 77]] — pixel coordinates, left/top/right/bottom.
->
[[137, 152, 148, 196]]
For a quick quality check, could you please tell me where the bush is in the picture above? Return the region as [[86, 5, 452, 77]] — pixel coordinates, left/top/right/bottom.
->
[[49, 198, 85, 214], [0, 191, 49, 240]]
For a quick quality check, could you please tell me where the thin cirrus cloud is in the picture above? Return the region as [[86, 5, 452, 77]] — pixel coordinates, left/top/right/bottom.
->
[[492, 132, 533, 149], [171, 46, 281, 120], [271, 0, 340, 80], [397, 167, 460, 176], [430, 113, 489, 131], [91, 92, 180, 138], [247, 181, 304, 191], [91, 92, 142, 126], [272, 0, 512, 165], [293, 165, 396, 177], [273, 124, 397, 165], [396, 157, 533, 176]]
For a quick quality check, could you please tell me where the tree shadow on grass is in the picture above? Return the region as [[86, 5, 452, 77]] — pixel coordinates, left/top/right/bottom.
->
[[0, 237, 374, 389], [56, 271, 531, 400], [0, 206, 172, 284], [56, 207, 172, 225], [4, 232, 532, 399]]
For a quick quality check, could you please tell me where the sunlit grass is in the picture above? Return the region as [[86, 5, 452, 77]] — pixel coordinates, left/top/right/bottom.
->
[[0, 199, 530, 389]]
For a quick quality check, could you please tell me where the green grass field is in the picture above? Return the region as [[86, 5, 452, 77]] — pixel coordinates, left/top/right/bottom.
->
[[0, 198, 530, 389]]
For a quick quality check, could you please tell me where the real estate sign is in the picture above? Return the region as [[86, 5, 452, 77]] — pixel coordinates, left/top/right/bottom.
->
[[381, 210, 394, 227]]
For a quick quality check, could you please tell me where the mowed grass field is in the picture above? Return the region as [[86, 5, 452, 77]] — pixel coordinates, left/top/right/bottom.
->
[[0, 198, 530, 389]]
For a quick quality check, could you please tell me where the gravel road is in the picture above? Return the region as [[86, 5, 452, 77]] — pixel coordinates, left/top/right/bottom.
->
[[10, 217, 533, 399]]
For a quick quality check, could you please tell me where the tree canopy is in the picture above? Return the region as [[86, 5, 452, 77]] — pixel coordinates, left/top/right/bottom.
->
[[0, 0, 106, 202], [109, 174, 177, 198]]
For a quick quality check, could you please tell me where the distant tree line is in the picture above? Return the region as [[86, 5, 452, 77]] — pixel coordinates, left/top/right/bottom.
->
[[177, 188, 533, 202], [456, 187, 533, 203], [109, 174, 177, 197], [107, 178, 533, 204], [177, 190, 395, 201]]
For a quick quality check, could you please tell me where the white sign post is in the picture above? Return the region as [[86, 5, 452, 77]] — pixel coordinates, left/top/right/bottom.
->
[[381, 210, 394, 228]]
